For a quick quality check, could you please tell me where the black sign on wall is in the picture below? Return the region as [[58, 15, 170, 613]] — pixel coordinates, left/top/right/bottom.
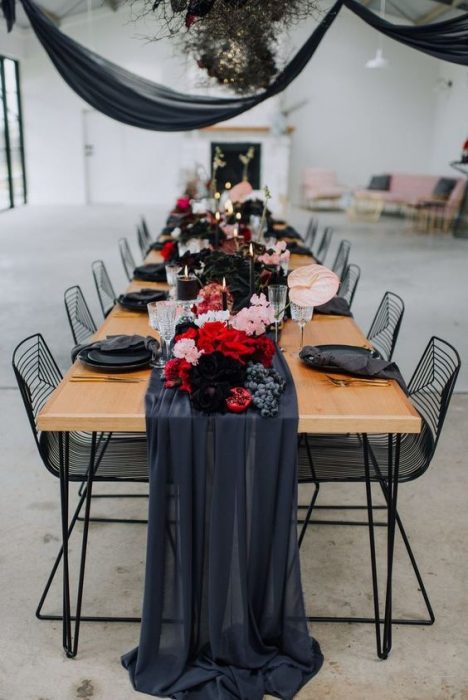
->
[[210, 142, 261, 190]]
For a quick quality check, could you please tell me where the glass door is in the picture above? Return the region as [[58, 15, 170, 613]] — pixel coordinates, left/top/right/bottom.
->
[[0, 56, 27, 210]]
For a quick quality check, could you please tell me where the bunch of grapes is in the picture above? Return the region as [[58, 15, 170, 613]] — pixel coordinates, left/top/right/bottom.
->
[[244, 363, 286, 418]]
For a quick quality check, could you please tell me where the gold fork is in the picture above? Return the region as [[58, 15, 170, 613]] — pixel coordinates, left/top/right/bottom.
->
[[325, 375, 390, 387], [70, 376, 145, 383]]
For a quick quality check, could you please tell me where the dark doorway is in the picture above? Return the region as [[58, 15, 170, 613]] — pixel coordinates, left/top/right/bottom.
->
[[210, 142, 261, 189]]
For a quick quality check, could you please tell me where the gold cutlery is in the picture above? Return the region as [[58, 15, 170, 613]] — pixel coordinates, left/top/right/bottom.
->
[[70, 376, 145, 383], [325, 375, 390, 387]]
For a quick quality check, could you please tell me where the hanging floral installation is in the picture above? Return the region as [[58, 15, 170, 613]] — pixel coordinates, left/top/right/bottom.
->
[[134, 0, 321, 93]]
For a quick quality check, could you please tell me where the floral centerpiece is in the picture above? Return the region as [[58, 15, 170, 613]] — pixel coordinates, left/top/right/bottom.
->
[[164, 295, 285, 416]]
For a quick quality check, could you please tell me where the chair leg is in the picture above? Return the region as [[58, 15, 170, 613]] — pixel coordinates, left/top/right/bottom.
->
[[298, 483, 320, 548], [37, 451, 144, 634]]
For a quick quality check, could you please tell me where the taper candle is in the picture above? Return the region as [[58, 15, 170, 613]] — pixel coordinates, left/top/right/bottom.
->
[[249, 243, 255, 297], [222, 277, 228, 311]]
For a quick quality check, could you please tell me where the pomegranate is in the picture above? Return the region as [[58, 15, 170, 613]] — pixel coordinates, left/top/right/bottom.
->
[[226, 387, 252, 413]]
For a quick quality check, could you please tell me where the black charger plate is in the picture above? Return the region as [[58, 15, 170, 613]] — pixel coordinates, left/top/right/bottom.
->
[[78, 347, 152, 372]]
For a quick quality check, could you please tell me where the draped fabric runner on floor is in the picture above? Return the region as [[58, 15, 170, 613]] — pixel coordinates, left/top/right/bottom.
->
[[2, 0, 468, 131], [122, 350, 323, 699]]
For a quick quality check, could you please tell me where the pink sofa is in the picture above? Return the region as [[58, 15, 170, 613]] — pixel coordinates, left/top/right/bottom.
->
[[355, 173, 465, 210], [303, 168, 348, 206]]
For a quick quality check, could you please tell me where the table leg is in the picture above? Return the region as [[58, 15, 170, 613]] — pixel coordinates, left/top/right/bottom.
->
[[363, 433, 401, 659], [59, 431, 96, 658]]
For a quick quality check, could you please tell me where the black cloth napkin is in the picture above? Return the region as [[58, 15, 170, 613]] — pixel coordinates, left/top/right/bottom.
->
[[315, 296, 353, 317], [286, 241, 314, 256], [267, 224, 302, 240], [300, 345, 408, 392], [122, 349, 323, 699], [117, 288, 167, 308], [71, 334, 159, 363], [133, 263, 167, 282]]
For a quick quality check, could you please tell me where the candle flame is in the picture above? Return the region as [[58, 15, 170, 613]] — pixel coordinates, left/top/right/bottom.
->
[[249, 243, 253, 256], [215, 211, 221, 221], [184, 265, 188, 277], [235, 212, 241, 220], [222, 277, 226, 289]]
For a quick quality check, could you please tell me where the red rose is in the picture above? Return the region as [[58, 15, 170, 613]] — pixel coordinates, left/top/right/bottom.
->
[[175, 327, 199, 343], [176, 196, 191, 213], [161, 241, 177, 262], [197, 322, 256, 364], [164, 358, 193, 393], [250, 335, 276, 367]]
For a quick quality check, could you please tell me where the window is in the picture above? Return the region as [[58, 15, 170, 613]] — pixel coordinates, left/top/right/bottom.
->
[[0, 56, 27, 210]]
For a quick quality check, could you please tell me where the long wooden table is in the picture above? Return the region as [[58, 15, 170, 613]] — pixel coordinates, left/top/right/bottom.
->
[[37, 254, 420, 435]]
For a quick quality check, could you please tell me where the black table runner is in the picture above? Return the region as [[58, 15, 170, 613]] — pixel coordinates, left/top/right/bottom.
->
[[122, 350, 323, 699]]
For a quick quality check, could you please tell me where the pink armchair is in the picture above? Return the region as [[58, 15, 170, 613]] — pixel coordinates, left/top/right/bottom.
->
[[303, 169, 348, 208]]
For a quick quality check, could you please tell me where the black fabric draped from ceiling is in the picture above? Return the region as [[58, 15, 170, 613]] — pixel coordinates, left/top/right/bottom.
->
[[6, 0, 468, 132], [122, 351, 323, 699]]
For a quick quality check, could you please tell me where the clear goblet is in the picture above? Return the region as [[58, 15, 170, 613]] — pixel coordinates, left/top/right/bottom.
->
[[290, 302, 314, 351], [267, 284, 288, 344], [148, 300, 178, 369], [165, 263, 180, 298]]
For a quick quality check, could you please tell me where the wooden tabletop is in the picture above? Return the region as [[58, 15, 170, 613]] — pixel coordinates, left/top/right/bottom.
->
[[37, 253, 421, 435]]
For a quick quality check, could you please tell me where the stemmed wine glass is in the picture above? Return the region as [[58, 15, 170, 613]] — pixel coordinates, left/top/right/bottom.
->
[[165, 263, 180, 299], [290, 302, 314, 351], [147, 300, 178, 369], [267, 284, 288, 344]]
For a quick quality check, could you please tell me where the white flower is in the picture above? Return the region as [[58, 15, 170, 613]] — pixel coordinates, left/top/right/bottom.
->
[[195, 310, 230, 327]]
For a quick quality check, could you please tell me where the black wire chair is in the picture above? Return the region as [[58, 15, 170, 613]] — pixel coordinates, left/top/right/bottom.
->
[[303, 217, 318, 249], [64, 285, 97, 345], [315, 226, 333, 263], [137, 225, 151, 259], [92, 260, 116, 318], [119, 237, 136, 281], [297, 336, 460, 657], [140, 216, 153, 245], [367, 291, 405, 361], [338, 263, 361, 307], [331, 239, 351, 281], [12, 333, 149, 657]]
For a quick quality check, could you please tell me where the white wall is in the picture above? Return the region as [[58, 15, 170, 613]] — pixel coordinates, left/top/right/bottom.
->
[[16, 3, 447, 206], [284, 7, 440, 202], [0, 23, 26, 59], [430, 61, 468, 175]]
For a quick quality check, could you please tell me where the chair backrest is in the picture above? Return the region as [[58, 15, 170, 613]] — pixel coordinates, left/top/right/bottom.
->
[[119, 237, 136, 281], [303, 217, 318, 249], [331, 239, 351, 281], [315, 226, 333, 263], [338, 263, 361, 306], [92, 260, 116, 318], [137, 225, 150, 259], [64, 285, 97, 345], [408, 336, 460, 453], [140, 217, 152, 244], [367, 291, 404, 361], [12, 333, 62, 450]]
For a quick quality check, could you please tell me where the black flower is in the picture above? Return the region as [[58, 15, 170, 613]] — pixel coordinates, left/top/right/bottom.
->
[[190, 352, 246, 413]]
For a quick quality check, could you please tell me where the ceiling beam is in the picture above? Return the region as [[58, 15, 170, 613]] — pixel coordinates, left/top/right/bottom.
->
[[416, 0, 464, 25], [386, 0, 416, 23], [37, 4, 61, 24]]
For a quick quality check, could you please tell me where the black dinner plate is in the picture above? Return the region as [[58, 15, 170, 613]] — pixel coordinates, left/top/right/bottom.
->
[[78, 347, 152, 372], [301, 344, 381, 374], [117, 289, 167, 312]]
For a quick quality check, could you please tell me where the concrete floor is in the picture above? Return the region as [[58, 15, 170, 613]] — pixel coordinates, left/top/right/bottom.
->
[[1, 205, 468, 699]]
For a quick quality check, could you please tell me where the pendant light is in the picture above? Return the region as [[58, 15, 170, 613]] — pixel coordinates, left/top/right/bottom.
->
[[365, 0, 388, 69]]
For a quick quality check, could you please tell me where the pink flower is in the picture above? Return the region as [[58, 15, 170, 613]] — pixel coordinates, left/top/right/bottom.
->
[[231, 293, 275, 336], [257, 241, 290, 266], [288, 263, 339, 307], [173, 338, 204, 365]]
